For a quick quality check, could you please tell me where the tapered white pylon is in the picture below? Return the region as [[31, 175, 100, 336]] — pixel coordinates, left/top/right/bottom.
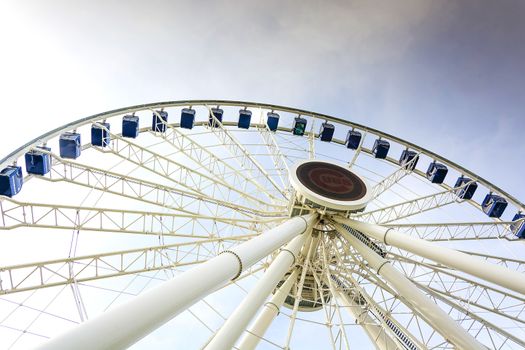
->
[[333, 216, 525, 295], [36, 214, 316, 350], [205, 228, 311, 349], [236, 269, 300, 350], [333, 223, 485, 350]]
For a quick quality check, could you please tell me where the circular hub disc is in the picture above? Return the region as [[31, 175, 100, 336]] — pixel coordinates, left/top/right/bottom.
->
[[290, 160, 371, 212]]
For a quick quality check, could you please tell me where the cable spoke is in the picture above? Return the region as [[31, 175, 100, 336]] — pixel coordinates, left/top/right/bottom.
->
[[205, 105, 288, 200], [42, 151, 282, 218], [148, 121, 283, 205], [319, 238, 351, 349], [92, 125, 283, 211], [254, 113, 291, 191]]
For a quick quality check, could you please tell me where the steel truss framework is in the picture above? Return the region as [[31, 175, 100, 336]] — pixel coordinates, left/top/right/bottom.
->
[[0, 100, 523, 350]]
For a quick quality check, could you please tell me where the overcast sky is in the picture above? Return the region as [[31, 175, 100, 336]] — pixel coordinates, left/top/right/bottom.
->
[[1, 0, 524, 204]]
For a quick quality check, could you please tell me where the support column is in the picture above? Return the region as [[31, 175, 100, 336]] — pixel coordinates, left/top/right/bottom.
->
[[204, 227, 311, 350], [333, 216, 525, 295], [333, 223, 485, 350], [236, 269, 299, 350], [37, 214, 316, 350]]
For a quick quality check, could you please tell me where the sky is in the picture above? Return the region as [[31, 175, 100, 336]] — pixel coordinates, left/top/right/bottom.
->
[[0, 0, 524, 348], [1, 0, 524, 203]]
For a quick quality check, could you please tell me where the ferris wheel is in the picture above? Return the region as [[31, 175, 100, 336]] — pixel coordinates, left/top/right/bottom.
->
[[0, 100, 524, 350]]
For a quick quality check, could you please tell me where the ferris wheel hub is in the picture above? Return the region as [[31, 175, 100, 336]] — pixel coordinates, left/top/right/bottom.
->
[[290, 160, 371, 213]]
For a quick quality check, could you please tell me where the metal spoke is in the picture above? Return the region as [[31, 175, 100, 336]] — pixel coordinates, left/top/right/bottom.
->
[[348, 260, 525, 350], [412, 278, 525, 349], [383, 221, 518, 241], [354, 184, 471, 224], [0, 236, 251, 294], [0, 197, 282, 236], [334, 223, 484, 349], [369, 153, 420, 201]]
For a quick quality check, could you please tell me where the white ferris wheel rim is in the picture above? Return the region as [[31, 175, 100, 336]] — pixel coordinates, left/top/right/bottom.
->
[[0, 100, 523, 350]]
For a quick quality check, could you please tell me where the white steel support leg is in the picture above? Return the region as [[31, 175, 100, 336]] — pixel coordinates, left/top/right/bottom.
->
[[334, 216, 525, 295], [333, 223, 485, 350], [36, 214, 316, 350], [204, 228, 312, 350], [333, 290, 400, 350], [237, 269, 299, 350]]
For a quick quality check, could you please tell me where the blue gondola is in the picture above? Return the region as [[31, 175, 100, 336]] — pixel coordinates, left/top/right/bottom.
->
[[372, 139, 390, 159], [481, 194, 508, 218], [122, 115, 139, 138], [510, 213, 525, 238], [454, 176, 477, 200], [293, 117, 307, 136], [25, 146, 51, 175], [345, 130, 361, 150], [267, 112, 280, 131], [152, 110, 168, 132], [59, 132, 81, 159], [180, 108, 196, 129], [319, 122, 335, 142], [0, 166, 23, 197], [399, 150, 419, 170], [91, 122, 111, 147], [426, 162, 448, 183], [238, 109, 252, 129], [209, 108, 223, 127]]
